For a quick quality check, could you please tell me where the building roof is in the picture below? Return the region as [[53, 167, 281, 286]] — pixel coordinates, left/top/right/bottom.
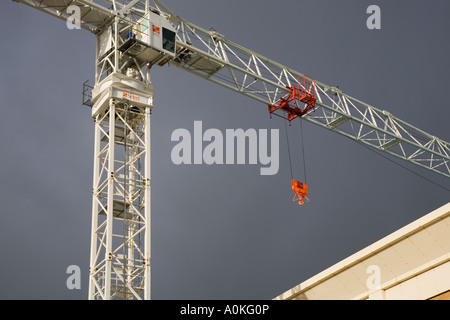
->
[[274, 202, 450, 300]]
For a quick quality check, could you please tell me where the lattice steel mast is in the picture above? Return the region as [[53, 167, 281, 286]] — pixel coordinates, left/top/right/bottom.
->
[[14, 0, 450, 300]]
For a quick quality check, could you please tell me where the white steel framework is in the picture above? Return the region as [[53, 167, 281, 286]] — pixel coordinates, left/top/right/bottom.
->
[[158, 2, 450, 178], [15, 0, 450, 183], [89, 91, 152, 300], [14, 0, 450, 300], [88, 10, 155, 298]]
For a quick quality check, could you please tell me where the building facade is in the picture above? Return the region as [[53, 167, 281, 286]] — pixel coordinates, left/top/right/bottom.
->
[[274, 202, 450, 300]]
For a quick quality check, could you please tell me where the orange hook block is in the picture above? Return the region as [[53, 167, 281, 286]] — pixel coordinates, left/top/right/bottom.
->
[[291, 180, 309, 205]]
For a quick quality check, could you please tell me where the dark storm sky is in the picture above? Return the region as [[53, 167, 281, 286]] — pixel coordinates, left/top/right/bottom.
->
[[0, 0, 449, 299]]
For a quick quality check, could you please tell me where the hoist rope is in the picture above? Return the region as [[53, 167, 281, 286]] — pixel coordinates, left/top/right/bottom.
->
[[357, 140, 450, 192], [284, 119, 293, 180], [344, 107, 450, 193], [299, 118, 308, 184], [284, 118, 309, 183]]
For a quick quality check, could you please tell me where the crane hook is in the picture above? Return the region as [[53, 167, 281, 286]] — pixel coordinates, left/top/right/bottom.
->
[[291, 180, 309, 206]]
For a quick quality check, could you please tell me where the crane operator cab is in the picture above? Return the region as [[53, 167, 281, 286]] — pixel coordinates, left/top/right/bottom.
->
[[291, 180, 309, 206], [118, 9, 177, 67]]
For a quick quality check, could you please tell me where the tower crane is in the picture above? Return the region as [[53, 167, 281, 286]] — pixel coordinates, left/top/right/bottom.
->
[[13, 0, 450, 300]]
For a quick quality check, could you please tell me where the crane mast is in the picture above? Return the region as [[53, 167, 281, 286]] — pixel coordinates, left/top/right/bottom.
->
[[14, 0, 450, 300]]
